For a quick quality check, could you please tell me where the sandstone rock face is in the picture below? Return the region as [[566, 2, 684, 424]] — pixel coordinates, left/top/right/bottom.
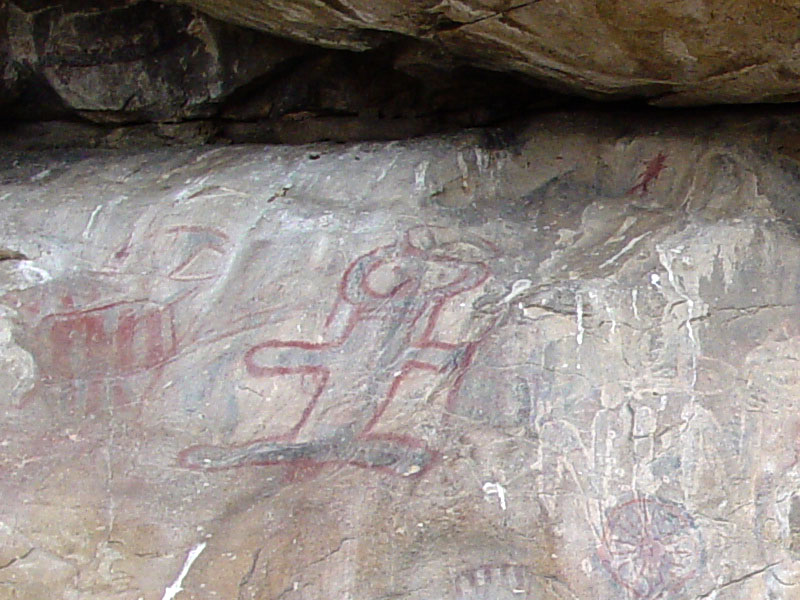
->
[[4, 112, 800, 598], [176, 0, 800, 105]]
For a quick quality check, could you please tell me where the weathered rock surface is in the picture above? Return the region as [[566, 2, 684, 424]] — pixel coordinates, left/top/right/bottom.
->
[[2, 0, 306, 122], [0, 0, 556, 145], [4, 111, 800, 598], [7, 0, 800, 142], [173, 0, 800, 106]]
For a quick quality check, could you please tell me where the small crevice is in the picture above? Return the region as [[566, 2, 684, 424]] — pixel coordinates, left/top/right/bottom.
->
[[0, 548, 34, 570], [431, 0, 546, 33], [0, 248, 27, 262], [695, 561, 780, 599], [238, 548, 262, 590]]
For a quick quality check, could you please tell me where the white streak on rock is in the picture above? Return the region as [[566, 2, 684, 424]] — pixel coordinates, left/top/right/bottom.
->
[[474, 147, 489, 171], [82, 204, 103, 240], [457, 152, 470, 185], [501, 279, 532, 304], [599, 232, 649, 269], [161, 541, 207, 600], [576, 293, 584, 371], [376, 156, 398, 182], [483, 482, 507, 511], [18, 264, 51, 284], [657, 246, 698, 390], [414, 161, 429, 191], [649, 273, 661, 289], [31, 169, 51, 182]]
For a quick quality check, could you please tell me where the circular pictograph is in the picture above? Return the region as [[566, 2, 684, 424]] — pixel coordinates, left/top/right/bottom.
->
[[599, 497, 704, 598]]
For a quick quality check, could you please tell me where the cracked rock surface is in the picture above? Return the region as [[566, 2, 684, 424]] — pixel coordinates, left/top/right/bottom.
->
[[4, 111, 800, 597], [175, 0, 800, 105], [1, 0, 307, 123], [0, 0, 558, 145]]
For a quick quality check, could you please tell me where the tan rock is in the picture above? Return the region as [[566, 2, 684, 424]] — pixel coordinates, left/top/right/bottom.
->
[[176, 0, 800, 104]]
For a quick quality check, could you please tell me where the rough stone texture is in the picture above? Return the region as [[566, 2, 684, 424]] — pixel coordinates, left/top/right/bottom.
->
[[0, 0, 557, 145], [7, 0, 800, 137], [1, 0, 305, 122], [217, 49, 558, 144], [4, 111, 800, 598], [174, 0, 800, 106]]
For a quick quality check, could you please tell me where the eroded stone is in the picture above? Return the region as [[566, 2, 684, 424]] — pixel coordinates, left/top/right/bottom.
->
[[2, 0, 306, 122], [176, 0, 800, 105], [3, 112, 800, 598]]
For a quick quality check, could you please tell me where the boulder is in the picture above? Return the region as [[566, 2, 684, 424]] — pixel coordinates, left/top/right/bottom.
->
[[3, 110, 800, 597], [2, 0, 306, 122], [0, 0, 559, 144], [175, 0, 800, 105]]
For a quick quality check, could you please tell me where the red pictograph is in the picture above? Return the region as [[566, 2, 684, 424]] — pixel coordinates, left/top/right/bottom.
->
[[20, 297, 181, 415], [598, 496, 704, 599], [8, 224, 231, 417], [629, 152, 668, 197], [180, 226, 498, 477], [40, 300, 178, 382]]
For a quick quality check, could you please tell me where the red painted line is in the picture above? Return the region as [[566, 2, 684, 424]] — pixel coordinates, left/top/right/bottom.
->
[[363, 360, 438, 432]]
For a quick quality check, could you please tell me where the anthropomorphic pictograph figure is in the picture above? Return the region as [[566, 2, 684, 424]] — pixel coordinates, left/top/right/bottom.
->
[[180, 226, 498, 477]]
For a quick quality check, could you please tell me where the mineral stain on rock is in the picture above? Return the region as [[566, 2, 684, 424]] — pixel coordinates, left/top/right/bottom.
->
[[4, 111, 800, 598]]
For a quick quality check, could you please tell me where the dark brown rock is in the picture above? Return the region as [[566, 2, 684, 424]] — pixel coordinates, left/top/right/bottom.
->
[[219, 47, 560, 144], [0, 0, 562, 145], [3, 0, 306, 122]]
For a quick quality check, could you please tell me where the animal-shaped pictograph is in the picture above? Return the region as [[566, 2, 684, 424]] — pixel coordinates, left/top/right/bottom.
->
[[8, 224, 232, 418]]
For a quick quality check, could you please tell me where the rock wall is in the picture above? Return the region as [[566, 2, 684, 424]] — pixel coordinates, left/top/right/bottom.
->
[[174, 0, 800, 105], [7, 0, 800, 149], [0, 0, 559, 147], [2, 0, 305, 122], [3, 111, 800, 598]]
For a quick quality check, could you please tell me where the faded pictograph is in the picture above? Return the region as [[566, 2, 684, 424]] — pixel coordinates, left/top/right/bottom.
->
[[454, 564, 532, 599], [629, 152, 668, 197], [451, 310, 541, 437], [180, 226, 498, 478], [4, 221, 232, 419], [598, 496, 704, 599], [742, 332, 800, 557], [30, 297, 179, 415]]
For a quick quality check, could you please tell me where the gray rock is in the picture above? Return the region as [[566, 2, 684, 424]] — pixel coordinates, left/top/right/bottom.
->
[[2, 111, 800, 598]]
